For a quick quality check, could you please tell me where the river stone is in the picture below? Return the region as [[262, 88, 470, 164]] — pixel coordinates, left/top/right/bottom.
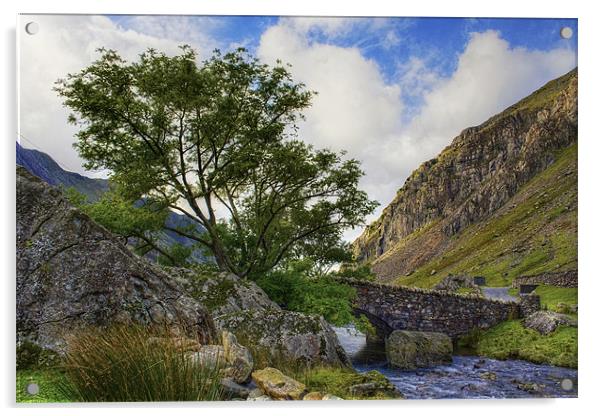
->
[[303, 391, 323, 400], [220, 378, 253, 399], [523, 310, 577, 335], [221, 330, 253, 383], [251, 367, 307, 400], [322, 394, 344, 400], [385, 330, 453, 369], [247, 395, 272, 401], [216, 309, 351, 368], [16, 166, 216, 352]]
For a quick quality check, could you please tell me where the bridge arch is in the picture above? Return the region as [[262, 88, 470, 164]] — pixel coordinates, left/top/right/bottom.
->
[[341, 278, 528, 339]]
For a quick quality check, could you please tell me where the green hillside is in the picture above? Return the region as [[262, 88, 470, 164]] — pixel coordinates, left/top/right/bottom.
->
[[395, 143, 577, 288]]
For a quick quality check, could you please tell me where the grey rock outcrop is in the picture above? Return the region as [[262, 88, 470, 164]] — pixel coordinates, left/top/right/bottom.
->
[[353, 69, 578, 281], [523, 310, 577, 335], [385, 330, 452, 369], [16, 166, 216, 351], [216, 309, 351, 368], [172, 269, 280, 317]]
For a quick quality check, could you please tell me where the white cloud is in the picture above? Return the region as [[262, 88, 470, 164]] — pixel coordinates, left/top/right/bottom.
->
[[403, 30, 577, 160], [18, 17, 577, 242], [259, 24, 576, 241], [258, 22, 407, 242], [18, 14, 220, 175]]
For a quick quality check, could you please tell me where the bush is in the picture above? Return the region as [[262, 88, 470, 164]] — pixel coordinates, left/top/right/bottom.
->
[[57, 325, 225, 402], [256, 262, 358, 326]]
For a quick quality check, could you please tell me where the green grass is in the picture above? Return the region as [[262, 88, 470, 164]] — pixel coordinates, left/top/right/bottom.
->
[[296, 367, 401, 400], [459, 320, 577, 368], [16, 370, 70, 403], [394, 143, 577, 288], [509, 285, 577, 313]]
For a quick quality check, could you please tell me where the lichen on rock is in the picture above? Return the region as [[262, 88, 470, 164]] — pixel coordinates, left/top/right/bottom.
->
[[16, 166, 216, 351], [385, 330, 453, 369], [216, 309, 351, 368]]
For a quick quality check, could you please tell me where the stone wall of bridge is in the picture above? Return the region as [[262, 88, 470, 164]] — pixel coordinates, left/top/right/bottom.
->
[[341, 279, 523, 339]]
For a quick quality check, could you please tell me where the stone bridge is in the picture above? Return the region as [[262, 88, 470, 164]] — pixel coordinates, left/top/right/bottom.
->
[[339, 279, 539, 339]]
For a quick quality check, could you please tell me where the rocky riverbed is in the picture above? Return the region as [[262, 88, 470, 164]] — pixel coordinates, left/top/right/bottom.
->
[[334, 326, 578, 399]]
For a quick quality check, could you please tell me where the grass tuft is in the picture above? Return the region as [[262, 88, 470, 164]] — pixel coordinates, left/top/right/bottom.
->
[[56, 325, 225, 402]]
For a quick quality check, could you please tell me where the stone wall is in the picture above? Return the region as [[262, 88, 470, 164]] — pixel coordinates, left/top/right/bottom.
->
[[341, 279, 521, 339], [519, 294, 541, 317], [511, 270, 577, 288]]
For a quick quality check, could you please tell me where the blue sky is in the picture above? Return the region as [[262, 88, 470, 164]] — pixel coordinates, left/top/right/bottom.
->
[[19, 15, 577, 238]]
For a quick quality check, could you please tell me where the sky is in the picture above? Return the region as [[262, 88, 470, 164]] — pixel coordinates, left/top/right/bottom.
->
[[18, 15, 577, 241]]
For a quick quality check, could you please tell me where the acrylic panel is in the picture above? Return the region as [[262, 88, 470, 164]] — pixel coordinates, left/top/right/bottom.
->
[[16, 14, 578, 403]]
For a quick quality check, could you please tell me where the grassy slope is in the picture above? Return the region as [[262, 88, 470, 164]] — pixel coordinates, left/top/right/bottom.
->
[[509, 285, 578, 313], [460, 320, 577, 369], [359, 69, 576, 258], [394, 143, 577, 288]]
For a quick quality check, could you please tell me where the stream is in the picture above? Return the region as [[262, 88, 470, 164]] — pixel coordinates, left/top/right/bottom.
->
[[333, 326, 578, 399]]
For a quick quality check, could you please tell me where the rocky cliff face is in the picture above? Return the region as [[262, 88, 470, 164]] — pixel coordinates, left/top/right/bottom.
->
[[16, 166, 216, 351], [353, 69, 577, 283]]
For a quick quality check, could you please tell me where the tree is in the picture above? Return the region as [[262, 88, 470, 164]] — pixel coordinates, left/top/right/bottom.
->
[[56, 46, 378, 279], [65, 187, 189, 266]]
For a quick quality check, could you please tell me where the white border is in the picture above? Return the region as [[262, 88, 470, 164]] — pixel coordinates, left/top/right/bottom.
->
[[2, 1, 601, 416]]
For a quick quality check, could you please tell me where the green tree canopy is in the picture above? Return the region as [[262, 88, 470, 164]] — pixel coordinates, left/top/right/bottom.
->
[[56, 46, 378, 279]]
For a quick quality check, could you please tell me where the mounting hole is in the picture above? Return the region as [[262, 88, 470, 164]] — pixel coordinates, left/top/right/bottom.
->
[[26, 382, 40, 395], [561, 378, 574, 391], [560, 27, 573, 39], [25, 22, 39, 35]]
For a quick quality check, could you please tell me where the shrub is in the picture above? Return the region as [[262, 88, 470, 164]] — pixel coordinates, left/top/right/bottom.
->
[[256, 264, 357, 326], [57, 325, 224, 402]]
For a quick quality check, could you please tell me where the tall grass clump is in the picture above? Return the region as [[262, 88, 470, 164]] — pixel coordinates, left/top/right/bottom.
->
[[57, 325, 224, 402]]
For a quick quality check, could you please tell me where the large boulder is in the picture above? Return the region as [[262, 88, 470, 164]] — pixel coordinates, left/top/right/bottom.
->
[[385, 330, 452, 369], [172, 269, 280, 317], [251, 367, 307, 400], [523, 310, 577, 335], [216, 309, 351, 368], [16, 166, 216, 352]]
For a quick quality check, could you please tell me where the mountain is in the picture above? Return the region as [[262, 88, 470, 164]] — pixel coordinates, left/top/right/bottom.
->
[[16, 142, 207, 264], [16, 142, 108, 201], [353, 68, 577, 288]]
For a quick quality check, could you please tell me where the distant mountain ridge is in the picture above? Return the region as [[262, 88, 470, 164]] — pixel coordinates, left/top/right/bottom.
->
[[16, 142, 108, 201], [16, 142, 207, 264], [353, 69, 578, 287]]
